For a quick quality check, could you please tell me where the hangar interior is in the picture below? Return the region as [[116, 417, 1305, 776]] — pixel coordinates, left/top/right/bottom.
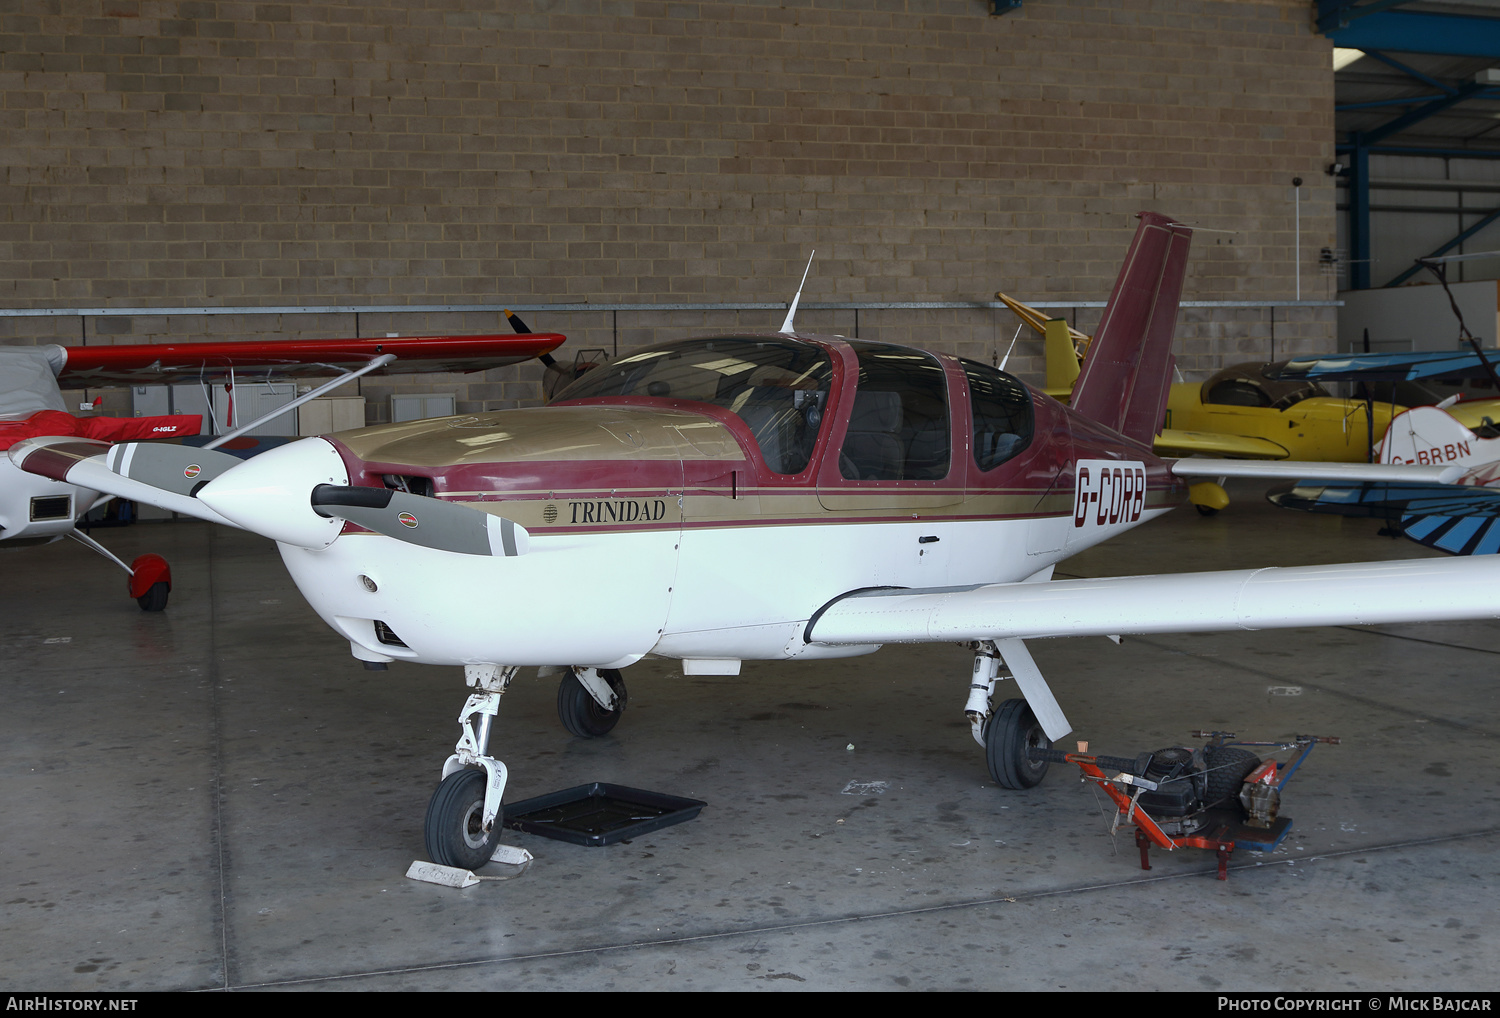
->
[[3, 0, 1500, 993]]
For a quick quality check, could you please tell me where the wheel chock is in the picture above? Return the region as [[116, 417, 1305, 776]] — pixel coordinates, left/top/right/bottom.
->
[[405, 845, 534, 887]]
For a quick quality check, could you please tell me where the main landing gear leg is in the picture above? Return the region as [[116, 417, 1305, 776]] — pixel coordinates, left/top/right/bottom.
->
[[424, 664, 519, 870], [963, 639, 1073, 791], [67, 529, 171, 612]]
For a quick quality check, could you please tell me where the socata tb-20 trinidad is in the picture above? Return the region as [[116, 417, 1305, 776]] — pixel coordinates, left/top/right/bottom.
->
[[10, 212, 1488, 869]]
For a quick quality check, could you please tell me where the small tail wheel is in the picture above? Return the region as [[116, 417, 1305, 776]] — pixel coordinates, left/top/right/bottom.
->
[[557, 668, 627, 738], [424, 768, 503, 870], [985, 698, 1051, 789], [135, 581, 169, 612]]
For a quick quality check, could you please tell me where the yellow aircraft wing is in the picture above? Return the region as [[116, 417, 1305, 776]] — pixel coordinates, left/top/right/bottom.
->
[[1153, 428, 1290, 460]]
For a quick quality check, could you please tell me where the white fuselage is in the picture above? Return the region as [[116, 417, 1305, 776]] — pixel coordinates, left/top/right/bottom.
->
[[0, 457, 101, 542], [277, 502, 1170, 671]]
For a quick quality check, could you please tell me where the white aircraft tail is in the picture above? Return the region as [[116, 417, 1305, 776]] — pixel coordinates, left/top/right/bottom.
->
[[1378, 406, 1500, 476]]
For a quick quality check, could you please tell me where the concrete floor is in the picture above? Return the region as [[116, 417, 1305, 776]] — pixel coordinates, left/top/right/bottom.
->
[[3, 489, 1498, 991]]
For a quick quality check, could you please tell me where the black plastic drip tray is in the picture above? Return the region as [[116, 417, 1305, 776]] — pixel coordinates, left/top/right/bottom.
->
[[504, 783, 706, 847]]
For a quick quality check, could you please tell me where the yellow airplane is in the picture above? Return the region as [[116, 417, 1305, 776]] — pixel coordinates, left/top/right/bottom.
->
[[998, 293, 1403, 513]]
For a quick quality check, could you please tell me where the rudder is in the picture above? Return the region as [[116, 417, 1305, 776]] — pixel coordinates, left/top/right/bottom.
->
[[1070, 212, 1193, 445]]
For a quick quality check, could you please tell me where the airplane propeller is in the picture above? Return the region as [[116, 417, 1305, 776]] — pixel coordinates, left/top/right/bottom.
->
[[10, 433, 530, 558], [506, 309, 607, 399]]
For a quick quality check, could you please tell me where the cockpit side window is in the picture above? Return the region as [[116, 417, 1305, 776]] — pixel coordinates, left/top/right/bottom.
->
[[960, 358, 1033, 471], [839, 342, 950, 481], [551, 337, 832, 475], [1206, 379, 1271, 407]]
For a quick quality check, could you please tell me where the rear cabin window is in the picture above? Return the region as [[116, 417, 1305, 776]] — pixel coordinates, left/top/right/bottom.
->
[[551, 336, 833, 475], [839, 342, 950, 481], [961, 359, 1033, 471]]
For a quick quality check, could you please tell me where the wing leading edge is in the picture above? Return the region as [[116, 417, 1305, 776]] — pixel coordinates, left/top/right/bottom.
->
[[56, 333, 567, 386], [804, 556, 1500, 646]]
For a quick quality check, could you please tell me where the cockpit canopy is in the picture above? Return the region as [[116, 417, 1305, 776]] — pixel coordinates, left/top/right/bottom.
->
[[552, 336, 832, 474], [553, 335, 1035, 480], [1201, 362, 1330, 410]]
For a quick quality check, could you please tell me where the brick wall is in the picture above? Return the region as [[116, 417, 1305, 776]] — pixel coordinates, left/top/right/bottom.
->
[[0, 0, 1336, 412]]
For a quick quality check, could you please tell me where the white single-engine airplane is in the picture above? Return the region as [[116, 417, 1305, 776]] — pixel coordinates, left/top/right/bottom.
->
[[11, 212, 1492, 870], [0, 330, 564, 611]]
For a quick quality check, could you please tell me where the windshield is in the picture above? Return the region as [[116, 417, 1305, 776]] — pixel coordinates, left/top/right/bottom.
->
[[553, 336, 834, 475]]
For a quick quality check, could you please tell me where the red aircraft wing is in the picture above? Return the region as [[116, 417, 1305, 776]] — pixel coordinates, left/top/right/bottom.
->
[[56, 333, 567, 387]]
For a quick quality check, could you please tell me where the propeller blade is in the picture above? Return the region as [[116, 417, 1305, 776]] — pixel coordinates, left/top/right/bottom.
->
[[103, 442, 244, 496], [507, 308, 560, 370], [310, 485, 530, 557], [504, 309, 533, 334], [8, 436, 242, 527]]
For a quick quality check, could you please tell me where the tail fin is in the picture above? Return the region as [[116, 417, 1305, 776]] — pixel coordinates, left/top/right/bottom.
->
[[1043, 318, 1081, 396], [1380, 406, 1500, 473], [1070, 212, 1193, 445]]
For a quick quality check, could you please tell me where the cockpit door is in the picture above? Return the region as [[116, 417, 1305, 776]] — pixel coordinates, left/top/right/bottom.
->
[[817, 343, 964, 511]]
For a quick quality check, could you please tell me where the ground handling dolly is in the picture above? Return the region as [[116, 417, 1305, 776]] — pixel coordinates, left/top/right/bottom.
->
[[1026, 732, 1339, 880]]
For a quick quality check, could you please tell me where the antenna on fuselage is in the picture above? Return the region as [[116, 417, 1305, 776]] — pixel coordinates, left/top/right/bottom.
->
[[779, 252, 816, 334]]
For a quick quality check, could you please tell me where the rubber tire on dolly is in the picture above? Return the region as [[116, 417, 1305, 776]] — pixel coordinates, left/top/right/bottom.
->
[[1203, 745, 1262, 808], [986, 698, 1051, 789], [424, 768, 504, 871], [136, 581, 169, 612], [557, 668, 628, 738]]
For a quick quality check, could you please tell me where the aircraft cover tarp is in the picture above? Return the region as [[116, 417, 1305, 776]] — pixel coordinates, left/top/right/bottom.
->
[[0, 345, 68, 420]]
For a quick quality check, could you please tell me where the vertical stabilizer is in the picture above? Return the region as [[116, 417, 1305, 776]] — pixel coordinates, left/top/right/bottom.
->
[[1043, 319, 1081, 395], [1379, 406, 1500, 477], [1070, 212, 1193, 445]]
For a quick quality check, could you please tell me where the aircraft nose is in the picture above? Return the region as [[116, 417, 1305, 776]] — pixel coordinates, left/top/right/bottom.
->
[[195, 437, 350, 549]]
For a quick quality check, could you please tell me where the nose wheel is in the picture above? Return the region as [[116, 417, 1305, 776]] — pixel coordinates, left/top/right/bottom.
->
[[424, 768, 505, 870]]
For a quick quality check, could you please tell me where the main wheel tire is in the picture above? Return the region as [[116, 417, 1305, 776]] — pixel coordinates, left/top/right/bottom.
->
[[985, 698, 1051, 789], [557, 667, 627, 738], [424, 769, 504, 871], [1195, 504, 1219, 517], [1203, 746, 1262, 809], [135, 581, 169, 612]]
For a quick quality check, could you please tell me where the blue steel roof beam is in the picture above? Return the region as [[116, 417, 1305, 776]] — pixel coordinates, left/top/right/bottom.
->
[[1319, 0, 1422, 34], [1384, 206, 1500, 287], [1358, 50, 1459, 94], [1360, 81, 1490, 146], [1338, 89, 1500, 112], [1338, 94, 1452, 112], [1337, 144, 1500, 159], [1327, 11, 1500, 60]]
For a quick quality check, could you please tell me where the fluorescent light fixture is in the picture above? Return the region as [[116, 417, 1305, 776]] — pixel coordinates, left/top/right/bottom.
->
[[1333, 48, 1365, 72]]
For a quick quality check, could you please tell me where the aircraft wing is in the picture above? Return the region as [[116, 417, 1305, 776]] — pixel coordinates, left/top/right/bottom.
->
[[804, 555, 1500, 646], [1268, 479, 1500, 556], [54, 333, 566, 387], [1268, 351, 1498, 383], [1170, 457, 1463, 484], [1153, 428, 1289, 460]]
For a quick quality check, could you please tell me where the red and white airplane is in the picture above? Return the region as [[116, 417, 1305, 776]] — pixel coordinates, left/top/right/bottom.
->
[[0, 331, 564, 611], [12, 212, 1494, 871]]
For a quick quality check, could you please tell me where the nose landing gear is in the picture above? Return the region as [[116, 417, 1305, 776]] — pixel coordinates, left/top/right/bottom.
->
[[424, 664, 517, 870]]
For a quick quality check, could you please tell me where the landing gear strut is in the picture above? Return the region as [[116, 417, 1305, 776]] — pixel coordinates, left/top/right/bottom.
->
[[424, 664, 517, 869], [963, 639, 1067, 790]]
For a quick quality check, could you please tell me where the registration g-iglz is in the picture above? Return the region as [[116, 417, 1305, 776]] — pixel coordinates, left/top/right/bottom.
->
[[1073, 459, 1147, 529]]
